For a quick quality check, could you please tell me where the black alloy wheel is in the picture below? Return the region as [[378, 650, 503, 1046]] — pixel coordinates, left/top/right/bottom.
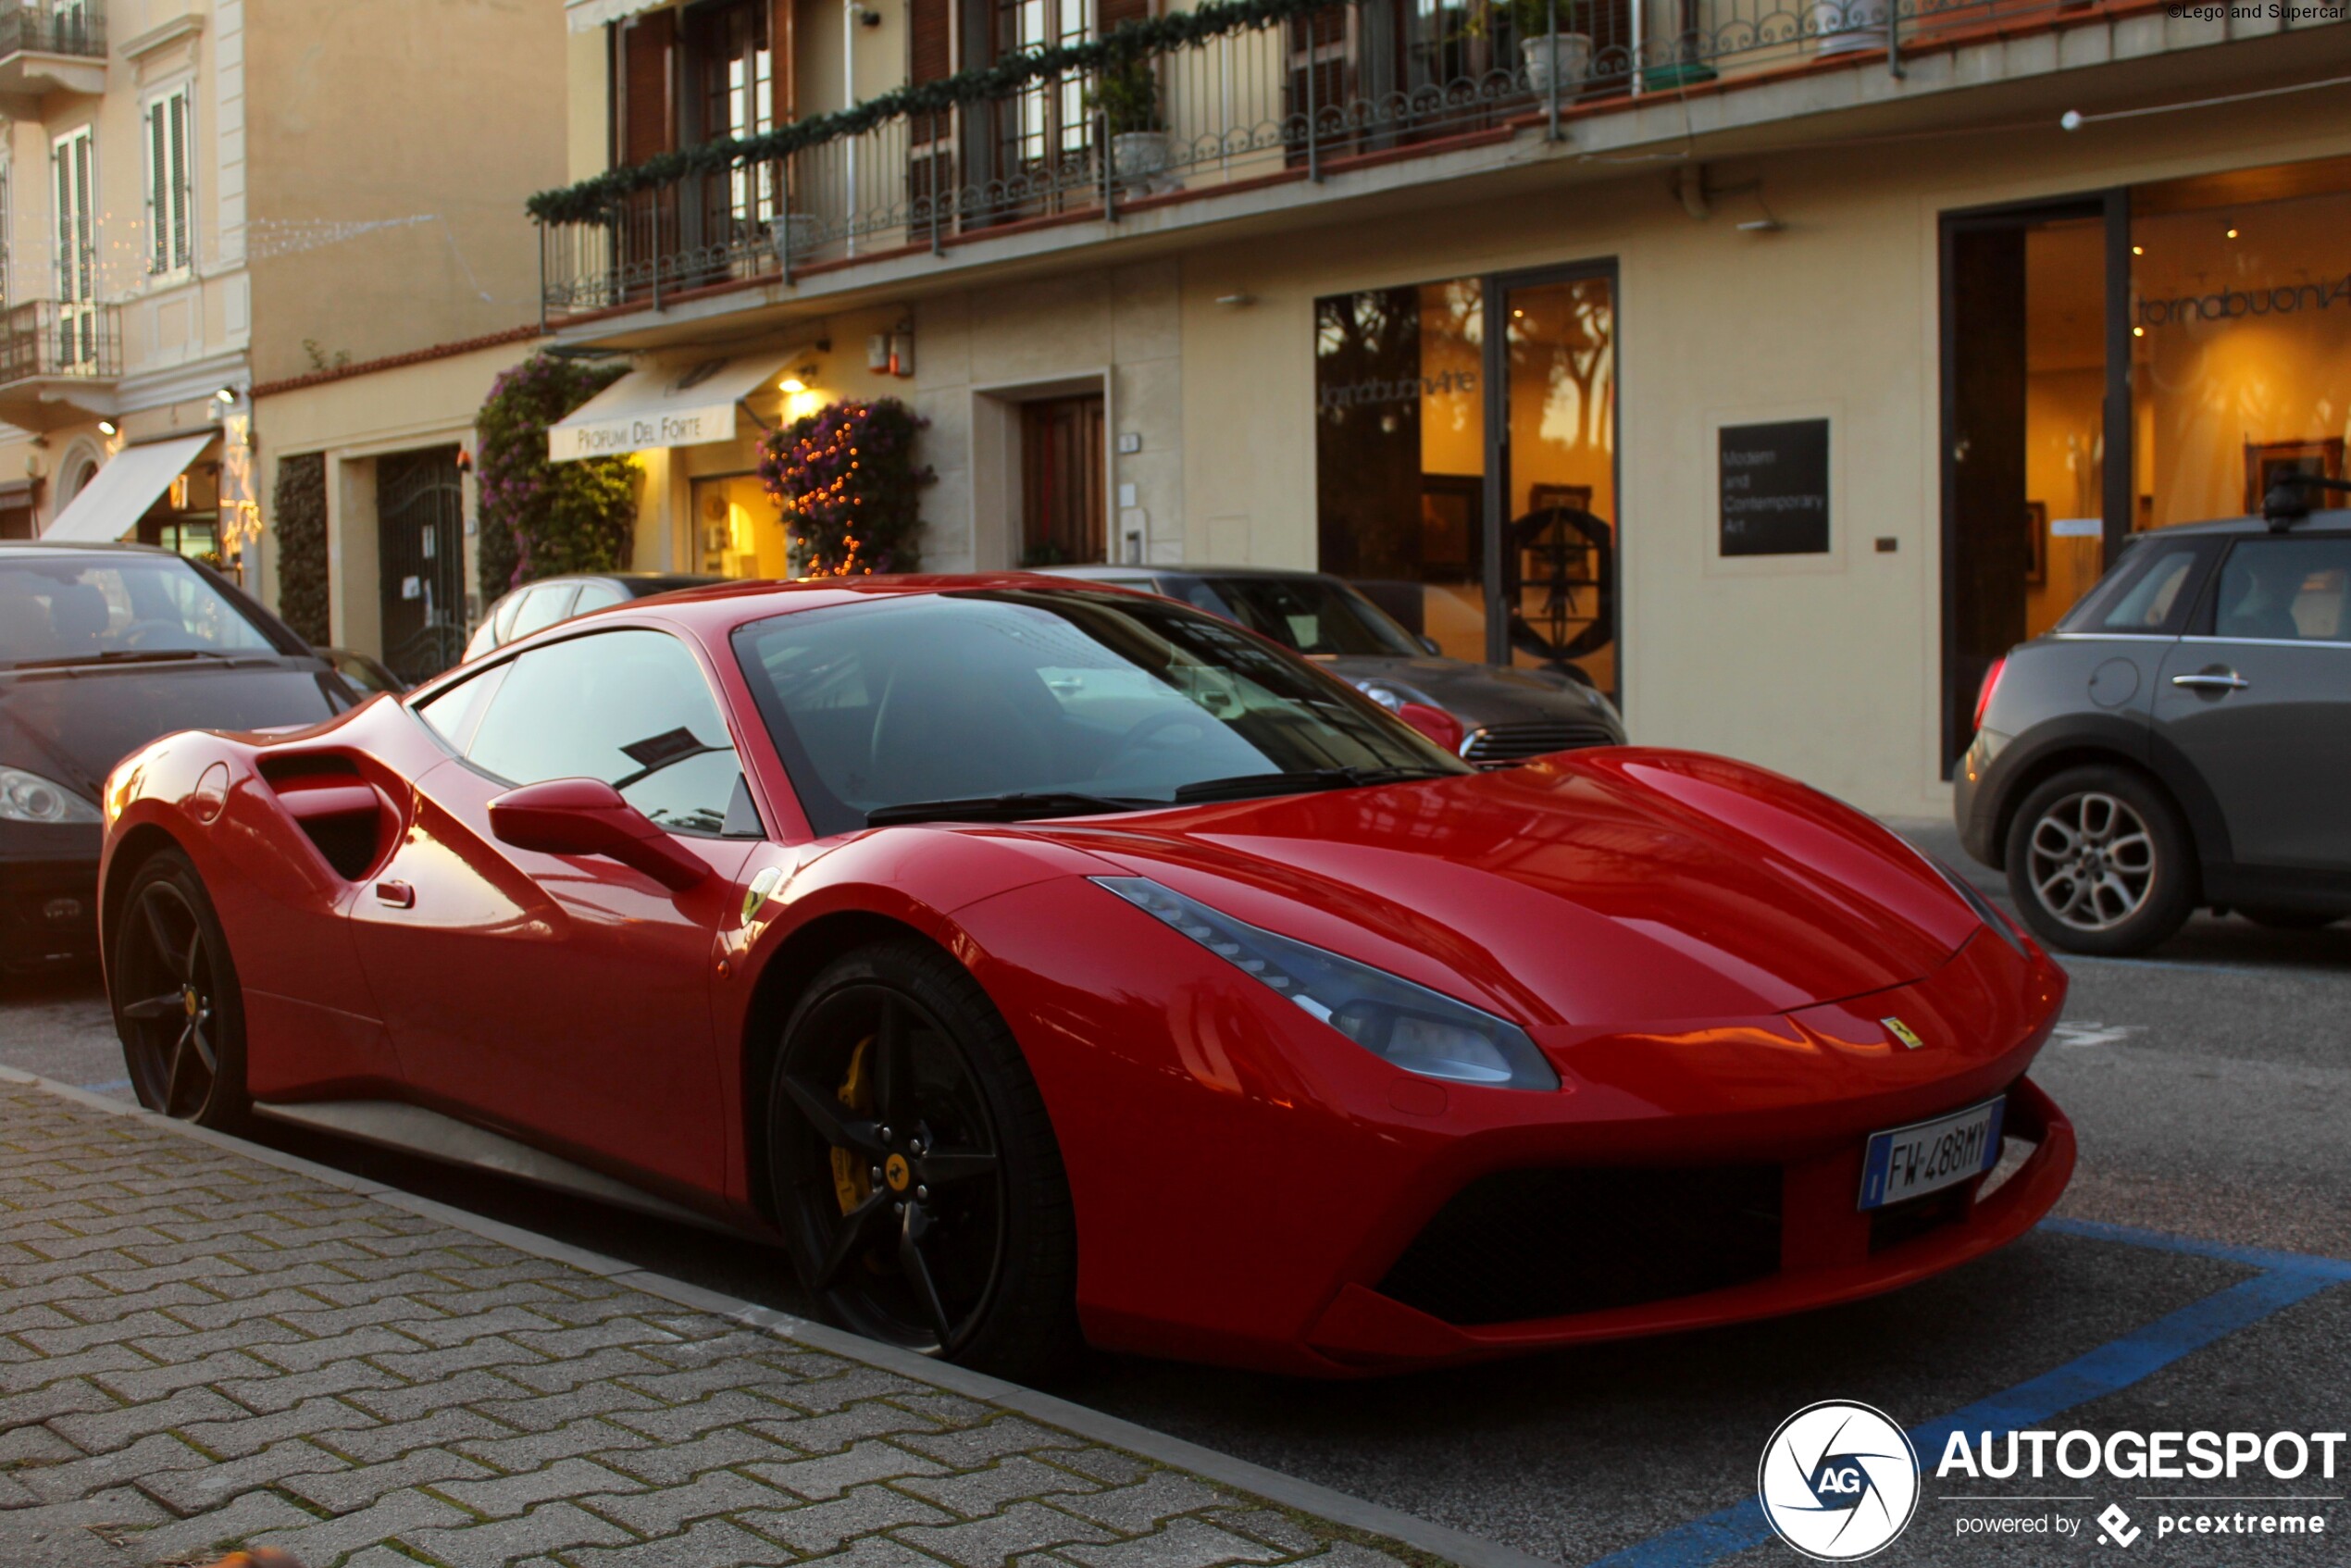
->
[[765, 940, 1078, 1380], [114, 851, 249, 1128]]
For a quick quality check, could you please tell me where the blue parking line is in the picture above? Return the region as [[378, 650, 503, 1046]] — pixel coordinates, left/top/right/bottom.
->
[[75, 1076, 131, 1093], [1584, 1222, 2349, 1568]]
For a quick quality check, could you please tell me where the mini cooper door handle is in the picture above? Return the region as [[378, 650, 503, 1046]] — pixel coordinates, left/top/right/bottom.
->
[[374, 880, 416, 908], [2171, 671, 2250, 691]]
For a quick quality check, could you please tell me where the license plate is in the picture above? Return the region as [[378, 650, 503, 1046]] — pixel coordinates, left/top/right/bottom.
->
[[1858, 1096, 2007, 1211]]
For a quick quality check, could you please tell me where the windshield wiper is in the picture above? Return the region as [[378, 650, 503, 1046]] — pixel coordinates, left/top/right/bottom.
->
[[5, 648, 238, 670], [1173, 765, 1456, 803], [865, 790, 1160, 828]]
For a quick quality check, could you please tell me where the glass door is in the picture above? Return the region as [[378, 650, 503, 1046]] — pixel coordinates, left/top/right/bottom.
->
[[1490, 266, 1619, 695]]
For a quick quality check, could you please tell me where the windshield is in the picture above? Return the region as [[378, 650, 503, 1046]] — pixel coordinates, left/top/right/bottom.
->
[[1188, 576, 1424, 657], [732, 588, 1469, 835], [0, 555, 280, 668]]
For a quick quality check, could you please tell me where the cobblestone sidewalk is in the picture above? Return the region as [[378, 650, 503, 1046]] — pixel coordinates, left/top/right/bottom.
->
[[0, 1076, 1449, 1568]]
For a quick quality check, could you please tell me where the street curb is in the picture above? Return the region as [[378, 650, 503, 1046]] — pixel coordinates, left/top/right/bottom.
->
[[0, 1065, 1561, 1568]]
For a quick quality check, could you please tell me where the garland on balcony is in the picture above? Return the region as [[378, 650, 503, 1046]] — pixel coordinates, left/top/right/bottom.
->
[[271, 453, 331, 647], [528, 0, 1351, 227], [475, 354, 639, 598], [757, 399, 934, 577]]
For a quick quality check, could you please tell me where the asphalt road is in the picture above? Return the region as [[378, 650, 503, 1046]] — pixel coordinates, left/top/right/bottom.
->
[[6, 822, 2347, 1567]]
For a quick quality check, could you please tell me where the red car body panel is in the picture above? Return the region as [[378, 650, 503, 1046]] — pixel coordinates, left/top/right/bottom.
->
[[99, 575, 2072, 1375]]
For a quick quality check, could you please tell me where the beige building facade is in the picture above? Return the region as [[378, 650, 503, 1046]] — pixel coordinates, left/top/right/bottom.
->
[[394, 0, 2351, 815], [8, 0, 566, 643]]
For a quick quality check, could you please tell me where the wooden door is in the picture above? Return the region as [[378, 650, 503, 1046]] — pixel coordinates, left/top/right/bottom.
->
[[1020, 395, 1107, 566]]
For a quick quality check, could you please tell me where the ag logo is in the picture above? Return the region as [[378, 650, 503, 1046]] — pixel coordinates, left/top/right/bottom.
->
[[1758, 1400, 1920, 1561]]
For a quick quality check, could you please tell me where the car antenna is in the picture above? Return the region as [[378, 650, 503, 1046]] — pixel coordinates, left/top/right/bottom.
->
[[2262, 472, 2351, 532]]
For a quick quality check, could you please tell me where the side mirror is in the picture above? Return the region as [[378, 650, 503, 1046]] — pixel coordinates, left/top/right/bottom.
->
[[488, 777, 707, 891], [1416, 634, 1440, 655]]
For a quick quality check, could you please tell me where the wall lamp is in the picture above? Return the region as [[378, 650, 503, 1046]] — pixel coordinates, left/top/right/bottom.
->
[[96, 419, 117, 436]]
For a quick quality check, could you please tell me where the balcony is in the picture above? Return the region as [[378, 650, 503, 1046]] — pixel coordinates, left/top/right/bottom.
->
[[0, 3, 107, 103], [0, 299, 122, 431], [537, 0, 2178, 322]]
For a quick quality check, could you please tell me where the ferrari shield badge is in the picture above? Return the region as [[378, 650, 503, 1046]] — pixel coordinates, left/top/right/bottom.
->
[[1881, 1016, 1926, 1052]]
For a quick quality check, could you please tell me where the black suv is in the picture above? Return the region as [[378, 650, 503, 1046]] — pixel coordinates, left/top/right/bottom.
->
[[1956, 488, 2351, 954]]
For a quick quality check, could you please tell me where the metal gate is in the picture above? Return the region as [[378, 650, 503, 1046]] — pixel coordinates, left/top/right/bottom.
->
[[376, 447, 466, 683]]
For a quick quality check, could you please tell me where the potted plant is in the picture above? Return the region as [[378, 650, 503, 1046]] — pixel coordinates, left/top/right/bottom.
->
[[770, 210, 823, 270], [1509, 0, 1593, 99], [1087, 56, 1169, 187]]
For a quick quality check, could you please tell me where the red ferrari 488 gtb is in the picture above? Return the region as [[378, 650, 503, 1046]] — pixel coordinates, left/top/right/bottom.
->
[[100, 576, 2071, 1377]]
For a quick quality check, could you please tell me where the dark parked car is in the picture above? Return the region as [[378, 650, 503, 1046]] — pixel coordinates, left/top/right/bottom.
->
[[466, 571, 725, 662], [1039, 565, 1626, 765], [0, 541, 356, 968], [1957, 490, 2351, 954], [321, 647, 407, 695]]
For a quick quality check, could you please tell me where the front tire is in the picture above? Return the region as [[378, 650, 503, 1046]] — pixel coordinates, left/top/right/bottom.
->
[[764, 939, 1079, 1381], [111, 849, 251, 1128], [2004, 765, 2196, 956]]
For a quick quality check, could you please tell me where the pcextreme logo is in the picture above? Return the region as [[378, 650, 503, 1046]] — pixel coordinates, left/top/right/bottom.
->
[[1759, 1401, 1922, 1561]]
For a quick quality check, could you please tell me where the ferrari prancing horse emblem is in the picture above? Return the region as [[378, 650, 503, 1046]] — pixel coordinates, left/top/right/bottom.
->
[[884, 1153, 912, 1192], [1882, 1016, 1926, 1052]]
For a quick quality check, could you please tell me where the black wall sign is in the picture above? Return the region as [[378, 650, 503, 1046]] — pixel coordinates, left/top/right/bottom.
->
[[1720, 419, 1830, 557]]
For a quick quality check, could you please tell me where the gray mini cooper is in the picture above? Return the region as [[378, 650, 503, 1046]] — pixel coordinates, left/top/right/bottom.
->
[[1956, 487, 2351, 954], [1038, 565, 1626, 765]]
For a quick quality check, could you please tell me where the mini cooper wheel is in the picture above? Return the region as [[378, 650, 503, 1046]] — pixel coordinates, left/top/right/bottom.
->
[[765, 940, 1079, 1380], [2004, 765, 2194, 956], [112, 850, 250, 1128]]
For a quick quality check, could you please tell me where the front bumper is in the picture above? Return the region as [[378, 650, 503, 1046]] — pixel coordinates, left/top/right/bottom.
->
[[1302, 1076, 2071, 1369], [0, 823, 102, 965]]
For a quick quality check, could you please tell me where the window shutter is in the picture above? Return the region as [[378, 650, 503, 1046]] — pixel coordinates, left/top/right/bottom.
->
[[168, 90, 191, 271], [909, 0, 951, 83], [622, 9, 676, 163], [1099, 0, 1148, 36], [772, 0, 795, 120], [145, 100, 165, 275]]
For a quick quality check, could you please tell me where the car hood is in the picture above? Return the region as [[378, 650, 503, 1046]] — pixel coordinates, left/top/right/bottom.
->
[[1317, 653, 1619, 730], [1001, 748, 1980, 1027], [0, 659, 348, 800]]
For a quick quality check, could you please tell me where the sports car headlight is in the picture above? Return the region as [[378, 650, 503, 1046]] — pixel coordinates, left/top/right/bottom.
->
[[1094, 877, 1560, 1089], [0, 767, 101, 825], [1913, 848, 2026, 956]]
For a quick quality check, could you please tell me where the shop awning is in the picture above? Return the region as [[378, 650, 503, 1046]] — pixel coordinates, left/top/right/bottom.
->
[[566, 0, 670, 33], [547, 350, 799, 463], [44, 432, 215, 543]]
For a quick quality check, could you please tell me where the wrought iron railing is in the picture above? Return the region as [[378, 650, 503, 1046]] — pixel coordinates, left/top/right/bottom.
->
[[0, 299, 122, 384], [0, 2, 106, 59], [540, 0, 2108, 317]]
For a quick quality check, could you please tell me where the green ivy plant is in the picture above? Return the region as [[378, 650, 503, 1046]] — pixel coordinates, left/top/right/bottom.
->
[[271, 452, 330, 646], [1084, 56, 1163, 136], [475, 354, 639, 600], [756, 399, 935, 577], [528, 2, 1335, 227]]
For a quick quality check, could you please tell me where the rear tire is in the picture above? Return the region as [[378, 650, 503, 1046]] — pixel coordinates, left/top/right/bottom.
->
[[2236, 907, 2342, 931], [764, 938, 1080, 1382], [2004, 765, 2196, 956], [110, 849, 251, 1129]]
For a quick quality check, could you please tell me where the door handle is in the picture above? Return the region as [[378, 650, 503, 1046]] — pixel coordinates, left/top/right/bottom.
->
[[2171, 672, 2250, 691], [374, 880, 416, 908]]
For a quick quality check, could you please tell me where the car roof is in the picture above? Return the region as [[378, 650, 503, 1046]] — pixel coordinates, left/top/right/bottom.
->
[[0, 539, 182, 561], [1037, 564, 1335, 581], [2133, 508, 2350, 537]]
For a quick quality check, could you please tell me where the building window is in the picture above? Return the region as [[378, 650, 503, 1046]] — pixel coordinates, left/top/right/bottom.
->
[[144, 84, 194, 279], [690, 3, 773, 230], [997, 0, 1092, 171], [51, 126, 94, 367]]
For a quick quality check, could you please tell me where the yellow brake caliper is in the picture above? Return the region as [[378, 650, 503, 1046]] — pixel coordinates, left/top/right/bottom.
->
[[829, 1036, 874, 1215]]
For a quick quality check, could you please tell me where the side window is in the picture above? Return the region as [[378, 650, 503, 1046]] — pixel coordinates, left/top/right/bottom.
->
[[465, 629, 756, 837], [2211, 538, 2351, 643], [569, 580, 628, 616], [414, 665, 507, 752], [2059, 541, 2213, 636], [507, 584, 581, 641]]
